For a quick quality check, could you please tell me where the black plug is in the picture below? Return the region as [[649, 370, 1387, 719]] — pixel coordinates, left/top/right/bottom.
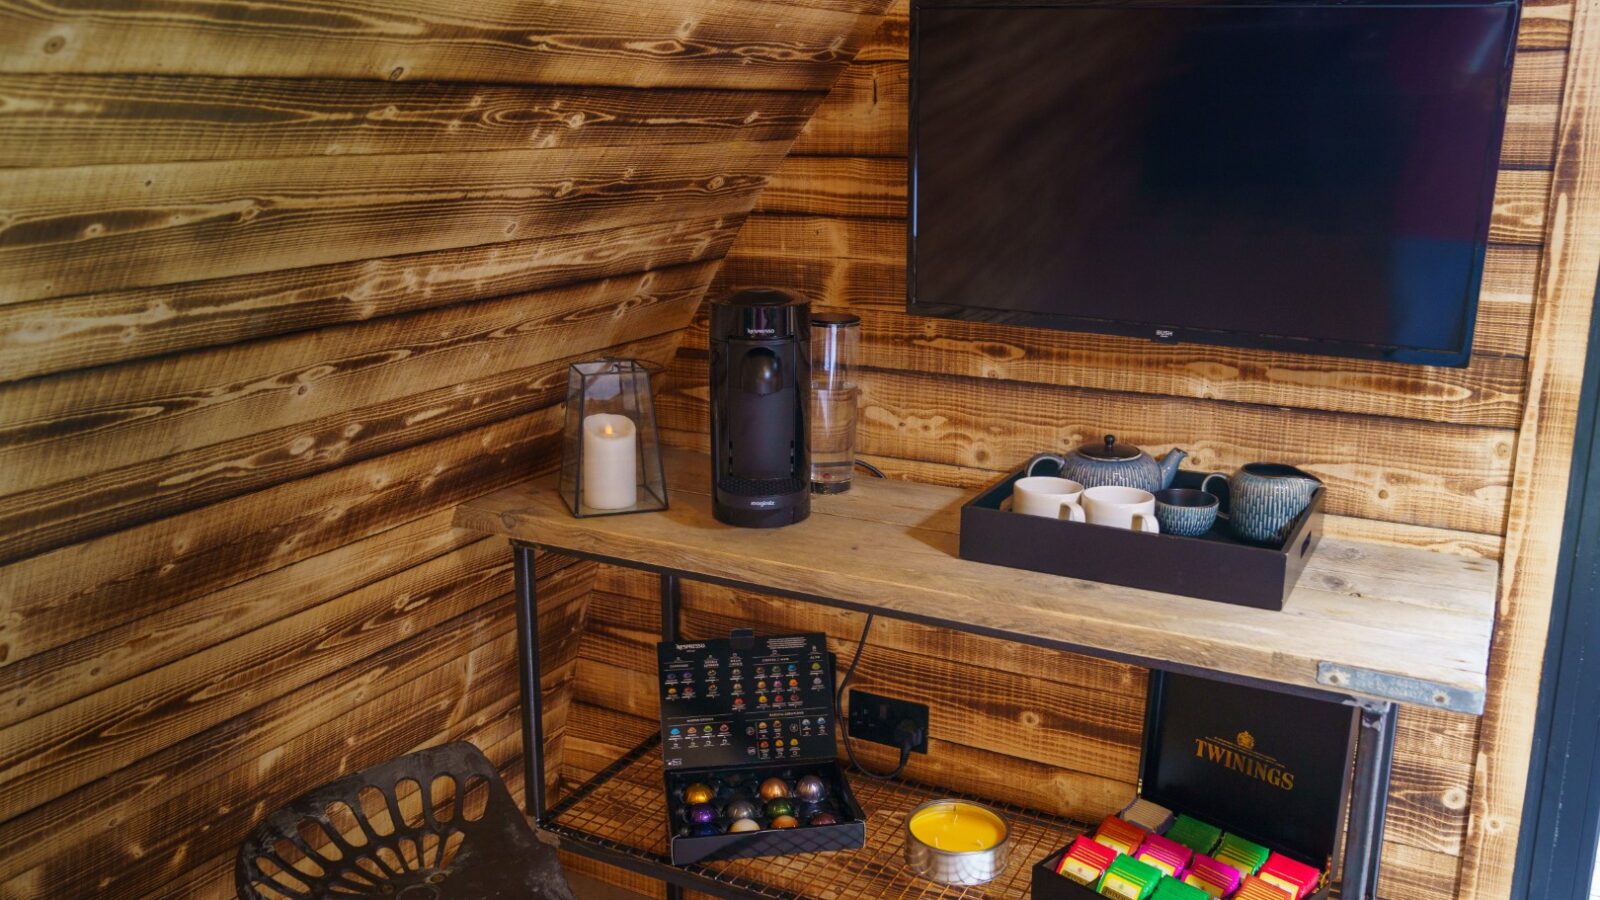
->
[[893, 719, 925, 752]]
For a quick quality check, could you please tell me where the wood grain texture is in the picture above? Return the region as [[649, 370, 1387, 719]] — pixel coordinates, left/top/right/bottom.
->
[[0, 140, 784, 305], [0, 536, 510, 821], [1459, 0, 1600, 893], [0, 267, 703, 564], [0, 0, 888, 89], [0, 0, 897, 895], [0, 594, 522, 885], [0, 210, 741, 384], [0, 76, 822, 168], [0, 407, 560, 668]]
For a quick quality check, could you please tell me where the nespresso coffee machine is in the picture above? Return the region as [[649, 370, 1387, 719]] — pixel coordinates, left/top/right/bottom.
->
[[709, 289, 811, 528]]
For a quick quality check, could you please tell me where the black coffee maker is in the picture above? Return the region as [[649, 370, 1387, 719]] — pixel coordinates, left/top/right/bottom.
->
[[709, 289, 811, 528]]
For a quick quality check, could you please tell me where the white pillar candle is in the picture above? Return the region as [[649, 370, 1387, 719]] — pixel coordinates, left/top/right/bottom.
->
[[581, 413, 638, 510]]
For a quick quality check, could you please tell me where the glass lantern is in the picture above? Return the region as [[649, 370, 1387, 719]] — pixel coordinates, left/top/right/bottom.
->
[[558, 358, 668, 517]]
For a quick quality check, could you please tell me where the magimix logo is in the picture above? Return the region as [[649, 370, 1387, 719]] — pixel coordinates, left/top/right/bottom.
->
[[1193, 731, 1296, 790]]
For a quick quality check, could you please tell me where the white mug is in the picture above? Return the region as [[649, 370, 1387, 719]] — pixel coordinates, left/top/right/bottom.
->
[[1082, 485, 1160, 533], [1012, 476, 1086, 522]]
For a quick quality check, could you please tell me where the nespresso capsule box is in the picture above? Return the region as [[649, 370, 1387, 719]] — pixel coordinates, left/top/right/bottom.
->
[[1033, 672, 1356, 899], [657, 630, 865, 865]]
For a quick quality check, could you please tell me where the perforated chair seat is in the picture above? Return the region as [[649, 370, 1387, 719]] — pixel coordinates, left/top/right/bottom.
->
[[236, 742, 574, 900]]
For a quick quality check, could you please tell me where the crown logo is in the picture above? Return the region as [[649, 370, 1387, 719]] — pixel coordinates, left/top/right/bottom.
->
[[1237, 731, 1256, 750]]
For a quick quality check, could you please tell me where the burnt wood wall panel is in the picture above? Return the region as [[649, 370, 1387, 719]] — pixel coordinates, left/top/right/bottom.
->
[[0, 0, 896, 895], [551, 2, 1598, 899]]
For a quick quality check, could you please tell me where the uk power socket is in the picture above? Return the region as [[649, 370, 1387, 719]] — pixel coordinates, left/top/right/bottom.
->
[[847, 689, 930, 754]]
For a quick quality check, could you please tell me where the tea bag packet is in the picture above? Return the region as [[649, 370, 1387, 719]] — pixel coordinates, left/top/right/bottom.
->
[[1135, 833, 1193, 877], [1214, 833, 1270, 877], [1258, 853, 1321, 899], [1164, 815, 1222, 855], [1098, 855, 1164, 900], [1235, 875, 1295, 900], [1151, 875, 1211, 900], [1058, 835, 1119, 886], [1119, 798, 1174, 834], [1182, 854, 1242, 898], [1094, 815, 1149, 856]]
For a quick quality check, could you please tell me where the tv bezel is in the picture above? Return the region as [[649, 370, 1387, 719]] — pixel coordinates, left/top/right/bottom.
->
[[905, 0, 1521, 368]]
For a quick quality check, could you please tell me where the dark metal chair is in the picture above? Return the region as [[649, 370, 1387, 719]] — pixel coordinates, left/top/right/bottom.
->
[[236, 742, 575, 900]]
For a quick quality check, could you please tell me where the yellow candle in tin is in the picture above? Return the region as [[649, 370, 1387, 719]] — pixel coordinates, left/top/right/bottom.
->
[[908, 801, 1007, 852]]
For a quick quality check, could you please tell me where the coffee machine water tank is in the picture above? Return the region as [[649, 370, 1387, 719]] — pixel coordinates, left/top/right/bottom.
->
[[709, 289, 811, 528]]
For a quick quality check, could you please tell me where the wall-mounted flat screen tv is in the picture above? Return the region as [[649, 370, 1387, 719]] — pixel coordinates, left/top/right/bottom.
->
[[908, 0, 1520, 367]]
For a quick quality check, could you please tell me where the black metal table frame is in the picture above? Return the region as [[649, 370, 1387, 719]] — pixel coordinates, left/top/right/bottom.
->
[[510, 541, 1398, 900]]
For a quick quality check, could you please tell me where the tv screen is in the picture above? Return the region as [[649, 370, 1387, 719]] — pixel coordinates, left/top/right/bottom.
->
[[908, 0, 1519, 367]]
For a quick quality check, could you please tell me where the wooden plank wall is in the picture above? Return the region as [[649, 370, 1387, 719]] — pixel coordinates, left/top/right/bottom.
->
[[0, 1, 897, 896], [541, 2, 1599, 898]]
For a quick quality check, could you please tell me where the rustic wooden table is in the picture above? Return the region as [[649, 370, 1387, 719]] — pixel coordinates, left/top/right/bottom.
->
[[456, 449, 1498, 900]]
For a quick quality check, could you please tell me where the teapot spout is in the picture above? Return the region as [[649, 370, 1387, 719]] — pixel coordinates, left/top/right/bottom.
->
[[1157, 448, 1188, 489]]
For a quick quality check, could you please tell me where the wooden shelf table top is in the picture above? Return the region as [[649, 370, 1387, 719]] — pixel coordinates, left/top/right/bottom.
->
[[456, 450, 1497, 714]]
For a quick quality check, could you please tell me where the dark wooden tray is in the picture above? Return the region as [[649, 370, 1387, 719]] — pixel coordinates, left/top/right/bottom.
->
[[959, 463, 1323, 610]]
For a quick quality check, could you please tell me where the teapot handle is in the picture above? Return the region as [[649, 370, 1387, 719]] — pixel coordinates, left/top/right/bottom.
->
[[1026, 453, 1067, 477], [1200, 472, 1231, 521]]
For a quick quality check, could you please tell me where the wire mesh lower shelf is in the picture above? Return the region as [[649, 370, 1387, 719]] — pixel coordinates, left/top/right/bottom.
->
[[543, 735, 1090, 900]]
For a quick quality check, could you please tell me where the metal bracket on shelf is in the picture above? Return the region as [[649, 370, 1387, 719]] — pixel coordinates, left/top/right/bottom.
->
[[1317, 661, 1484, 714]]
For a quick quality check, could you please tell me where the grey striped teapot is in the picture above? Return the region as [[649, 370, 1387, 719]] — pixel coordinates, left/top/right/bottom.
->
[[1202, 463, 1322, 546], [1027, 434, 1187, 492]]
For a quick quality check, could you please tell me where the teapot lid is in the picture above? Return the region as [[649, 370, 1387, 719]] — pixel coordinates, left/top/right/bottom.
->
[[1080, 434, 1143, 461]]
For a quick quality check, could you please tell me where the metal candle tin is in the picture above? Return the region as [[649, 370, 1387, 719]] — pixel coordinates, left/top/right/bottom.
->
[[904, 799, 1011, 886]]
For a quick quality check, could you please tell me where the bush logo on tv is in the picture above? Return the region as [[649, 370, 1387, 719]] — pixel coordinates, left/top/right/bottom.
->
[[1194, 730, 1296, 790]]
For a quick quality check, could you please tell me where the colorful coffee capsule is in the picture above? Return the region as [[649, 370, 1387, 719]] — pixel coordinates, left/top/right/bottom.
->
[[1056, 835, 1117, 887], [690, 822, 721, 837], [1150, 875, 1210, 900], [807, 812, 838, 826], [765, 798, 795, 818], [1136, 833, 1193, 878], [1214, 834, 1270, 877], [683, 782, 716, 805], [759, 777, 791, 800], [723, 798, 760, 821], [794, 801, 824, 819], [1120, 797, 1174, 834], [795, 774, 827, 802], [1235, 875, 1294, 900], [728, 818, 761, 833], [688, 803, 718, 825], [723, 797, 758, 819], [1098, 854, 1162, 900], [1182, 854, 1242, 898], [1094, 815, 1149, 857], [771, 815, 800, 829], [1258, 853, 1321, 900], [1164, 815, 1222, 856]]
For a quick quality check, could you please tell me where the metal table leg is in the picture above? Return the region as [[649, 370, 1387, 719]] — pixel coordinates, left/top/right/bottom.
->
[[513, 543, 548, 823], [1340, 701, 1397, 899], [660, 573, 683, 900]]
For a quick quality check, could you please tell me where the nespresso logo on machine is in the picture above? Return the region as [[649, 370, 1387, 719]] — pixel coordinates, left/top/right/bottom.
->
[[745, 327, 776, 337], [1194, 731, 1296, 790]]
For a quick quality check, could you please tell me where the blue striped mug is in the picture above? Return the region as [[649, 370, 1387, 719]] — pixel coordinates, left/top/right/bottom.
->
[[1202, 464, 1322, 547]]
